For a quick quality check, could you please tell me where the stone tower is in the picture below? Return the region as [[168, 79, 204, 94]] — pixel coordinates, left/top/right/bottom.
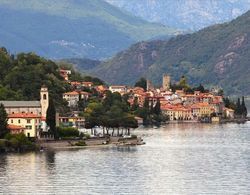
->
[[147, 79, 154, 91], [162, 74, 171, 90], [40, 85, 49, 118]]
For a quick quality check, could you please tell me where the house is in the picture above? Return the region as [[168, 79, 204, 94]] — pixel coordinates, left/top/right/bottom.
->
[[59, 115, 85, 128], [224, 108, 234, 118], [82, 82, 93, 88], [161, 104, 193, 121], [8, 113, 41, 137], [63, 91, 89, 107], [59, 69, 71, 81], [8, 124, 25, 135], [109, 85, 127, 94]]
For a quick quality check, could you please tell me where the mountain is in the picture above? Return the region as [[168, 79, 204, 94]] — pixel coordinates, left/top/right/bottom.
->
[[60, 58, 101, 71], [90, 11, 250, 95], [106, 0, 250, 31], [0, 0, 178, 59]]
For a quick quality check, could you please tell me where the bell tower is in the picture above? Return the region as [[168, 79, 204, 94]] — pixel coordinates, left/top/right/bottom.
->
[[40, 85, 49, 118]]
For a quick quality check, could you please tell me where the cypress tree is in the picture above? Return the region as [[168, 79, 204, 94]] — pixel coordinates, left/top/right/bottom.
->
[[0, 103, 9, 138], [46, 98, 57, 138], [241, 96, 248, 118], [154, 98, 161, 115]]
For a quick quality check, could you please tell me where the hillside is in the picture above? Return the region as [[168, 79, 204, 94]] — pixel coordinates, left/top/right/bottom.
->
[[90, 11, 250, 95], [0, 0, 178, 59], [106, 0, 250, 31]]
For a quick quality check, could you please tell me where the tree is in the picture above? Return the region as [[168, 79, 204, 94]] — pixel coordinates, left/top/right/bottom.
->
[[153, 98, 161, 115], [46, 98, 57, 138], [131, 97, 139, 112], [241, 96, 248, 118], [134, 77, 147, 91], [0, 103, 9, 138], [235, 98, 241, 117]]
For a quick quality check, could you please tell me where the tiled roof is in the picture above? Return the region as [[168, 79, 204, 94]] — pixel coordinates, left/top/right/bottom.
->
[[8, 124, 25, 130], [0, 101, 40, 107], [63, 91, 79, 95], [8, 113, 41, 118]]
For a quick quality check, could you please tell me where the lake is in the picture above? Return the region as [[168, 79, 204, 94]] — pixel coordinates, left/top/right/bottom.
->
[[0, 122, 249, 194]]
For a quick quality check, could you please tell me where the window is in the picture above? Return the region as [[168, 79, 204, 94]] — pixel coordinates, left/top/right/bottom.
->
[[25, 126, 32, 130], [18, 120, 21, 124], [43, 94, 47, 100], [27, 119, 31, 123], [11, 120, 13, 123]]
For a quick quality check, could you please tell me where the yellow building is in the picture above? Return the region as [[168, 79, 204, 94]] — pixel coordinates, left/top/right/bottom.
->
[[191, 102, 213, 118], [8, 113, 41, 137]]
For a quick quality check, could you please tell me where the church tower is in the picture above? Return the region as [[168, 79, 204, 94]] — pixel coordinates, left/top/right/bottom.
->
[[162, 74, 171, 90], [40, 85, 49, 118]]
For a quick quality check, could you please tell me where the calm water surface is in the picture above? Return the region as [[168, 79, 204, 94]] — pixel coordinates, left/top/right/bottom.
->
[[0, 122, 249, 194]]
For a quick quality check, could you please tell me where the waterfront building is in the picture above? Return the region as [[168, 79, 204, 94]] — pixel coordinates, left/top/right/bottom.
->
[[0, 86, 49, 118], [0, 86, 49, 137], [7, 113, 41, 137]]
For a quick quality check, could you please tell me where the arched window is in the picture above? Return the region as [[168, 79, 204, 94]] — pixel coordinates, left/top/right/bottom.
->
[[43, 94, 47, 100]]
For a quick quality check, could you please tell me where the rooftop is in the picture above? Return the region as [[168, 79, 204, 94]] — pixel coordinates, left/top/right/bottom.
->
[[0, 101, 40, 107], [8, 113, 41, 118]]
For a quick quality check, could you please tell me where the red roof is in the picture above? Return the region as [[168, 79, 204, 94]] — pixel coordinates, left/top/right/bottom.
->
[[8, 124, 25, 130], [8, 113, 41, 118], [64, 91, 79, 95]]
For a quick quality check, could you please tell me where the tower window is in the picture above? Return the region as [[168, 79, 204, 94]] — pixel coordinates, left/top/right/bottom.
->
[[43, 94, 47, 100]]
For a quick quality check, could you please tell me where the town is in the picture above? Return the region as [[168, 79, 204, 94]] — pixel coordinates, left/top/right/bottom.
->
[[0, 65, 248, 150]]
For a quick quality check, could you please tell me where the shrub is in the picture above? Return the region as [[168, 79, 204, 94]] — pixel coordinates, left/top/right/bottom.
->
[[75, 140, 86, 146], [58, 127, 79, 138]]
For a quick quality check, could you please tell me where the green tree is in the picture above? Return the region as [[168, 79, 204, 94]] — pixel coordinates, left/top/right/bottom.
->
[[46, 98, 57, 138], [134, 77, 147, 91], [235, 98, 241, 117], [241, 96, 248, 118], [153, 98, 161, 115], [0, 103, 9, 138]]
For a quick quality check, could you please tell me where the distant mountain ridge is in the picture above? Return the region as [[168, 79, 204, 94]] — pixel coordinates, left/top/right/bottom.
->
[[0, 0, 178, 59], [89, 11, 250, 95], [106, 0, 250, 31]]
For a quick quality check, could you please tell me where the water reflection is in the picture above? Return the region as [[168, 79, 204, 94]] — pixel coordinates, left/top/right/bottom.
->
[[0, 122, 249, 194]]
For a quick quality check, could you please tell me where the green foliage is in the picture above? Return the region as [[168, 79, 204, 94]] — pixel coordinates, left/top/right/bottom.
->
[[57, 127, 79, 138], [234, 96, 248, 118], [0, 103, 9, 138], [84, 91, 138, 131], [46, 98, 57, 137], [4, 133, 36, 151], [75, 140, 86, 146], [223, 97, 236, 110], [134, 77, 147, 91], [0, 50, 70, 112]]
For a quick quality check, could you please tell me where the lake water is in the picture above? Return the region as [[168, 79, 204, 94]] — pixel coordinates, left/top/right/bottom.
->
[[0, 122, 249, 194]]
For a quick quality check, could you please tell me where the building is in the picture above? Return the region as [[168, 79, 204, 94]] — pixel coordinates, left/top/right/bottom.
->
[[63, 91, 89, 107], [8, 113, 41, 137], [109, 85, 127, 94], [0, 86, 49, 137], [146, 80, 154, 91], [0, 87, 49, 118], [7, 124, 25, 135], [162, 74, 171, 90], [82, 82, 93, 88], [59, 69, 71, 81]]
